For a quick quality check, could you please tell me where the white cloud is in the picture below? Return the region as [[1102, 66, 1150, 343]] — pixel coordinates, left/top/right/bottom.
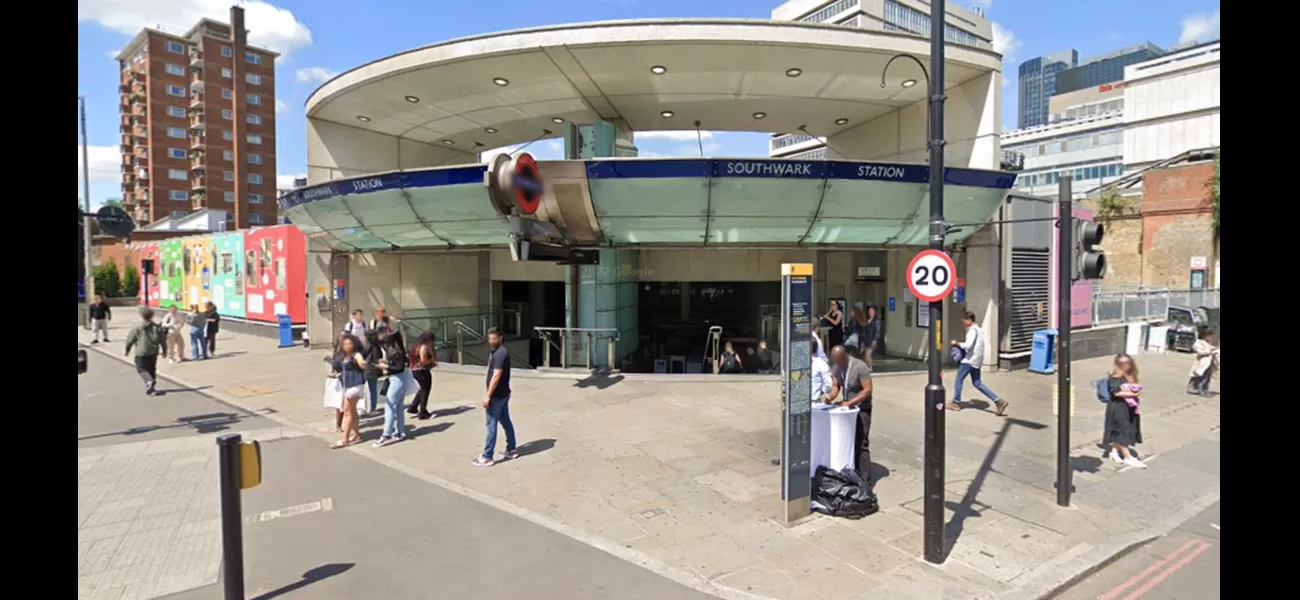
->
[[276, 173, 305, 190], [546, 140, 564, 153], [78, 0, 313, 58], [1179, 8, 1220, 44], [78, 145, 121, 184], [275, 99, 289, 113], [991, 22, 1020, 65], [295, 66, 337, 84], [634, 130, 715, 141], [104, 48, 121, 60]]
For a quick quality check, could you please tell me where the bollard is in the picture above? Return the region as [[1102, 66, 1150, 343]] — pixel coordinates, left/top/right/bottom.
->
[[217, 434, 262, 600]]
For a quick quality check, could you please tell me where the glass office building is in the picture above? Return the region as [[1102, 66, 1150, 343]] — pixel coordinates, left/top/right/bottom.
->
[[1055, 43, 1165, 96], [1017, 50, 1078, 129]]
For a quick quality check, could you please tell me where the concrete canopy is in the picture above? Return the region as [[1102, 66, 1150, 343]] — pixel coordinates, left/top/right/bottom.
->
[[305, 19, 1004, 163]]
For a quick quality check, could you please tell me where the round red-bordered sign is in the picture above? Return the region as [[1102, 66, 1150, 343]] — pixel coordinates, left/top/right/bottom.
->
[[512, 153, 542, 215], [906, 249, 957, 303]]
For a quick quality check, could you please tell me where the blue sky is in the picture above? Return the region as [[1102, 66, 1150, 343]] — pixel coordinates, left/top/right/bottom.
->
[[77, 0, 1220, 208]]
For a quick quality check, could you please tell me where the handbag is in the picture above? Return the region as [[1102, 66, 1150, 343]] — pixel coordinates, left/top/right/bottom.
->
[[322, 377, 344, 410], [378, 378, 390, 397]]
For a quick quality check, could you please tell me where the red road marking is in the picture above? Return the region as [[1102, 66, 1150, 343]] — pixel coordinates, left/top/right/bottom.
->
[[1098, 539, 1210, 600], [1120, 540, 1211, 600]]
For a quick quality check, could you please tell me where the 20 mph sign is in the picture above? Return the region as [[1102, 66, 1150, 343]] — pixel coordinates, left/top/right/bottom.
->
[[906, 249, 957, 303]]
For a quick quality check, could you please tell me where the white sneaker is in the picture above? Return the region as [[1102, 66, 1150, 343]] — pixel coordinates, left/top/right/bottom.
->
[[1109, 452, 1124, 464], [1122, 456, 1147, 469]]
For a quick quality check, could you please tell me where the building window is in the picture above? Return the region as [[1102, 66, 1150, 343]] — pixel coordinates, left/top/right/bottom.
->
[[222, 130, 233, 141], [249, 154, 263, 165], [224, 171, 234, 182], [249, 193, 264, 204], [221, 67, 232, 78], [167, 127, 186, 139], [247, 134, 262, 145], [166, 106, 186, 119], [168, 169, 187, 180], [249, 214, 264, 225], [249, 174, 263, 185], [221, 88, 233, 100], [168, 148, 186, 159], [247, 94, 261, 105], [223, 150, 233, 161], [222, 109, 233, 120], [166, 41, 185, 54], [245, 52, 262, 65], [165, 63, 185, 76], [171, 210, 187, 218], [169, 190, 187, 201], [224, 191, 234, 202], [247, 114, 262, 125], [246, 73, 262, 85], [167, 85, 186, 97], [221, 46, 233, 58], [797, 0, 858, 24]]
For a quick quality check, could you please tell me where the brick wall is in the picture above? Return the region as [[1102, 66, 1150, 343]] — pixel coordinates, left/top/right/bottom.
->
[[1082, 162, 1218, 288]]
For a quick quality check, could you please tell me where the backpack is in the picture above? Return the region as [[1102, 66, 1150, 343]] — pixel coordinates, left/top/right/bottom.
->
[[1093, 376, 1111, 404], [721, 352, 741, 374], [811, 466, 880, 520]]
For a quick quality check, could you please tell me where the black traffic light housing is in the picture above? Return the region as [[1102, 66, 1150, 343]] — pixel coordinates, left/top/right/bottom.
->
[[1072, 220, 1106, 280]]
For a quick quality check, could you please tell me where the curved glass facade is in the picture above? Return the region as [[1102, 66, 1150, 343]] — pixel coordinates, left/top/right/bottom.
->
[[279, 158, 1016, 251]]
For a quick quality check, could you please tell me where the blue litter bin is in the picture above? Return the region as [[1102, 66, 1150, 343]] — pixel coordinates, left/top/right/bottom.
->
[[276, 314, 295, 349], [1028, 328, 1058, 374]]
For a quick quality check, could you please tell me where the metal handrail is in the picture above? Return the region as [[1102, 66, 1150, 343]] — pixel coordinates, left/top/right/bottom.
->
[[452, 321, 485, 365], [533, 326, 621, 371]]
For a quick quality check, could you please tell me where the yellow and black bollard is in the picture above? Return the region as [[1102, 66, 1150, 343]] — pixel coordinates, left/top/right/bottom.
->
[[217, 433, 262, 600]]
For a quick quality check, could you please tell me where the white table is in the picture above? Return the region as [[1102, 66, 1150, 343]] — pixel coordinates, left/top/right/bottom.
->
[[810, 403, 859, 474]]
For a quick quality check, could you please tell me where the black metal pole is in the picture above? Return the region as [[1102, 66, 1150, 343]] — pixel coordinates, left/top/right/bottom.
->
[[922, 0, 949, 566], [143, 271, 150, 307], [217, 433, 246, 600], [1055, 177, 1073, 507]]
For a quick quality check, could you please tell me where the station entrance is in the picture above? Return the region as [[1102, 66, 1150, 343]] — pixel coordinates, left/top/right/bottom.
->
[[631, 281, 781, 374]]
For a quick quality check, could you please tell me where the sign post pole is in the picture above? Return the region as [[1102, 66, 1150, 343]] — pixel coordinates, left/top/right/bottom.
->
[[1055, 177, 1074, 507], [923, 0, 950, 566], [780, 263, 815, 525]]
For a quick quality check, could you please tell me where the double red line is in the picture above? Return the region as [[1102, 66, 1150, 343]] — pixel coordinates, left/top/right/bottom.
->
[[1099, 538, 1214, 600]]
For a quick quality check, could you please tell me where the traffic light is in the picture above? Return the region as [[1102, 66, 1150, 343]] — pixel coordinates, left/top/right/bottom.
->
[[1072, 220, 1106, 280]]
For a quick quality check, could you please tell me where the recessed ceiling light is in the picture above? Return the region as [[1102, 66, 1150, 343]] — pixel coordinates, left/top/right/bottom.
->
[[752, 112, 767, 120], [356, 115, 371, 122], [484, 127, 498, 134], [441, 139, 455, 145], [404, 95, 420, 103], [492, 78, 509, 86], [785, 68, 802, 78], [650, 65, 667, 75], [551, 117, 565, 124], [660, 110, 674, 118], [835, 118, 849, 125], [902, 79, 918, 88]]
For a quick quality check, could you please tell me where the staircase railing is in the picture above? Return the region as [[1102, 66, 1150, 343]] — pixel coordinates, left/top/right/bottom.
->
[[533, 326, 621, 371]]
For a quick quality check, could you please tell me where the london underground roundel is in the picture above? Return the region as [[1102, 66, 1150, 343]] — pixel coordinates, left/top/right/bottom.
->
[[510, 153, 543, 215]]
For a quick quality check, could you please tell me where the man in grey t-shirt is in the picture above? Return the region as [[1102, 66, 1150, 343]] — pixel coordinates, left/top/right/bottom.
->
[[829, 345, 875, 483]]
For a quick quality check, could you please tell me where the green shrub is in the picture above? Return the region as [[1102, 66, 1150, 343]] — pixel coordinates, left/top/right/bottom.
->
[[93, 262, 121, 298], [121, 263, 140, 298]]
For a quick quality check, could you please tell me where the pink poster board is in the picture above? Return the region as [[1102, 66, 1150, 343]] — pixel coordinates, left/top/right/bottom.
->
[[1050, 204, 1095, 330]]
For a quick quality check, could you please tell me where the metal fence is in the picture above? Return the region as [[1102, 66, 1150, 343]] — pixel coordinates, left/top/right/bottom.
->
[[1092, 288, 1220, 326]]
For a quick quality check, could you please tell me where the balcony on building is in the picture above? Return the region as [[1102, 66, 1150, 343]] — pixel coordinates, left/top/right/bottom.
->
[[189, 115, 205, 131], [190, 134, 206, 150], [129, 92, 145, 107], [136, 168, 149, 181], [189, 48, 204, 69], [122, 172, 136, 185], [120, 134, 133, 149], [119, 83, 131, 94], [122, 192, 136, 206], [192, 176, 207, 191], [119, 115, 132, 132], [132, 104, 147, 118], [190, 93, 204, 109], [190, 76, 204, 91], [190, 154, 206, 171], [133, 124, 148, 138], [190, 190, 207, 209]]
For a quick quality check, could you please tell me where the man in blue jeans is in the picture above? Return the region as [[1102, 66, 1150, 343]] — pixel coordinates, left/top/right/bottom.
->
[[473, 327, 518, 467], [948, 311, 1010, 416]]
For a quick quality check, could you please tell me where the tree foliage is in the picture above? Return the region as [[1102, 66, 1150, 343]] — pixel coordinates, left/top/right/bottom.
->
[[1096, 188, 1130, 222], [93, 261, 121, 298], [121, 263, 140, 298]]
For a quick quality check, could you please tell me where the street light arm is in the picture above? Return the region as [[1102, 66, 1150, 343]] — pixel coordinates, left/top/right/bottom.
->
[[880, 54, 931, 91]]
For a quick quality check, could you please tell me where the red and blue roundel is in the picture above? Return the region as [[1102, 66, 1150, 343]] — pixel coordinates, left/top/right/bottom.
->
[[511, 153, 543, 215]]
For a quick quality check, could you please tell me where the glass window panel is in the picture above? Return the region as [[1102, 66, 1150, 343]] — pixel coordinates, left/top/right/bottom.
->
[[346, 191, 420, 227], [302, 199, 361, 230]]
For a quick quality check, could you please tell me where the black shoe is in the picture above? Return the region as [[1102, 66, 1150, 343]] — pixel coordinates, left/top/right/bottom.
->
[[145, 388, 156, 396], [406, 406, 419, 415], [91, 340, 99, 344], [417, 411, 432, 420]]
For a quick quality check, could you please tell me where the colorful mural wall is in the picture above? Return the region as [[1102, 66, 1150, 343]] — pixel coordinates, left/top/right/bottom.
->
[[129, 225, 306, 324]]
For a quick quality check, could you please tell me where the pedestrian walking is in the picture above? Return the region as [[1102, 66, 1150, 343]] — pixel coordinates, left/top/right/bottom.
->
[[161, 306, 187, 363], [203, 301, 220, 357], [373, 327, 410, 447], [473, 327, 517, 467], [821, 300, 844, 351], [860, 306, 881, 368], [828, 345, 874, 482], [1187, 329, 1218, 397], [406, 331, 437, 420], [370, 307, 395, 336], [948, 311, 1009, 415], [124, 307, 166, 395], [330, 333, 368, 449], [342, 309, 367, 339], [1103, 353, 1146, 469], [843, 307, 867, 358], [186, 304, 209, 360], [88, 294, 112, 343], [362, 329, 383, 414]]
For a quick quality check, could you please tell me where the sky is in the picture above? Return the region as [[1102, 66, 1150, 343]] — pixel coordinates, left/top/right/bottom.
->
[[76, 0, 1220, 209]]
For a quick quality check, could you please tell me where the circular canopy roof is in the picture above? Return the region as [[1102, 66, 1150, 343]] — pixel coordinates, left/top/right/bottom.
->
[[307, 19, 1003, 152]]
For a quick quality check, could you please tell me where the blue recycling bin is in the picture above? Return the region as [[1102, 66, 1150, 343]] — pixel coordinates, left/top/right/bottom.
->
[[1028, 328, 1058, 374], [276, 314, 296, 349]]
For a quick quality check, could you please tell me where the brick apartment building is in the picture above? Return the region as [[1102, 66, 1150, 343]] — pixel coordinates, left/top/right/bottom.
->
[[115, 9, 278, 230]]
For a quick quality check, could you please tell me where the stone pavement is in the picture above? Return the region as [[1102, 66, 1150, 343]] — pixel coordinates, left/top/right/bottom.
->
[[79, 320, 1220, 600]]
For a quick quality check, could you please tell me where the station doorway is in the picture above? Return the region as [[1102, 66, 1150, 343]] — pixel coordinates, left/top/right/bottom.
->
[[634, 281, 779, 374], [499, 280, 565, 367]]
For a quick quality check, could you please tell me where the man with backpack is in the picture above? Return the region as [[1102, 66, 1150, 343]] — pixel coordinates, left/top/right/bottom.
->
[[124, 307, 167, 396], [948, 311, 1009, 415]]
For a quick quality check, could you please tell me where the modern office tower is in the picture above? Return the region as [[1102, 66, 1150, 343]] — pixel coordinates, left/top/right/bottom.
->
[[1017, 50, 1079, 129]]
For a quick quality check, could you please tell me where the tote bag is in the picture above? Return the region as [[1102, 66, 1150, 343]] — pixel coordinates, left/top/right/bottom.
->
[[322, 377, 344, 410]]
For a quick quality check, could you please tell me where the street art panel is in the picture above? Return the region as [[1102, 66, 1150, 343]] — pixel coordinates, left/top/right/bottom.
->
[[181, 236, 215, 311], [244, 225, 307, 323], [210, 232, 246, 318], [158, 238, 185, 310]]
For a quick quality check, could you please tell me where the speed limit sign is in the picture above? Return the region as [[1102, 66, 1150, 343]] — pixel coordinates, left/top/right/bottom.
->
[[906, 249, 957, 303]]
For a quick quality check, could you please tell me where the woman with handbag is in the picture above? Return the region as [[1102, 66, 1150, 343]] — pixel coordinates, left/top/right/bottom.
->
[[407, 332, 438, 420], [373, 328, 411, 447], [860, 306, 881, 368], [330, 334, 369, 449], [843, 307, 867, 358]]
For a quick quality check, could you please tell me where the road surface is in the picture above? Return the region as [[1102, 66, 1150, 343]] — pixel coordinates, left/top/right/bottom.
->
[[1053, 502, 1220, 600], [78, 351, 718, 600]]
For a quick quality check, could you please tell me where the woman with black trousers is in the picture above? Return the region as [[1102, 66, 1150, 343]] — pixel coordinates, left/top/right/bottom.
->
[[361, 330, 384, 414], [203, 301, 220, 356], [406, 331, 437, 420]]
